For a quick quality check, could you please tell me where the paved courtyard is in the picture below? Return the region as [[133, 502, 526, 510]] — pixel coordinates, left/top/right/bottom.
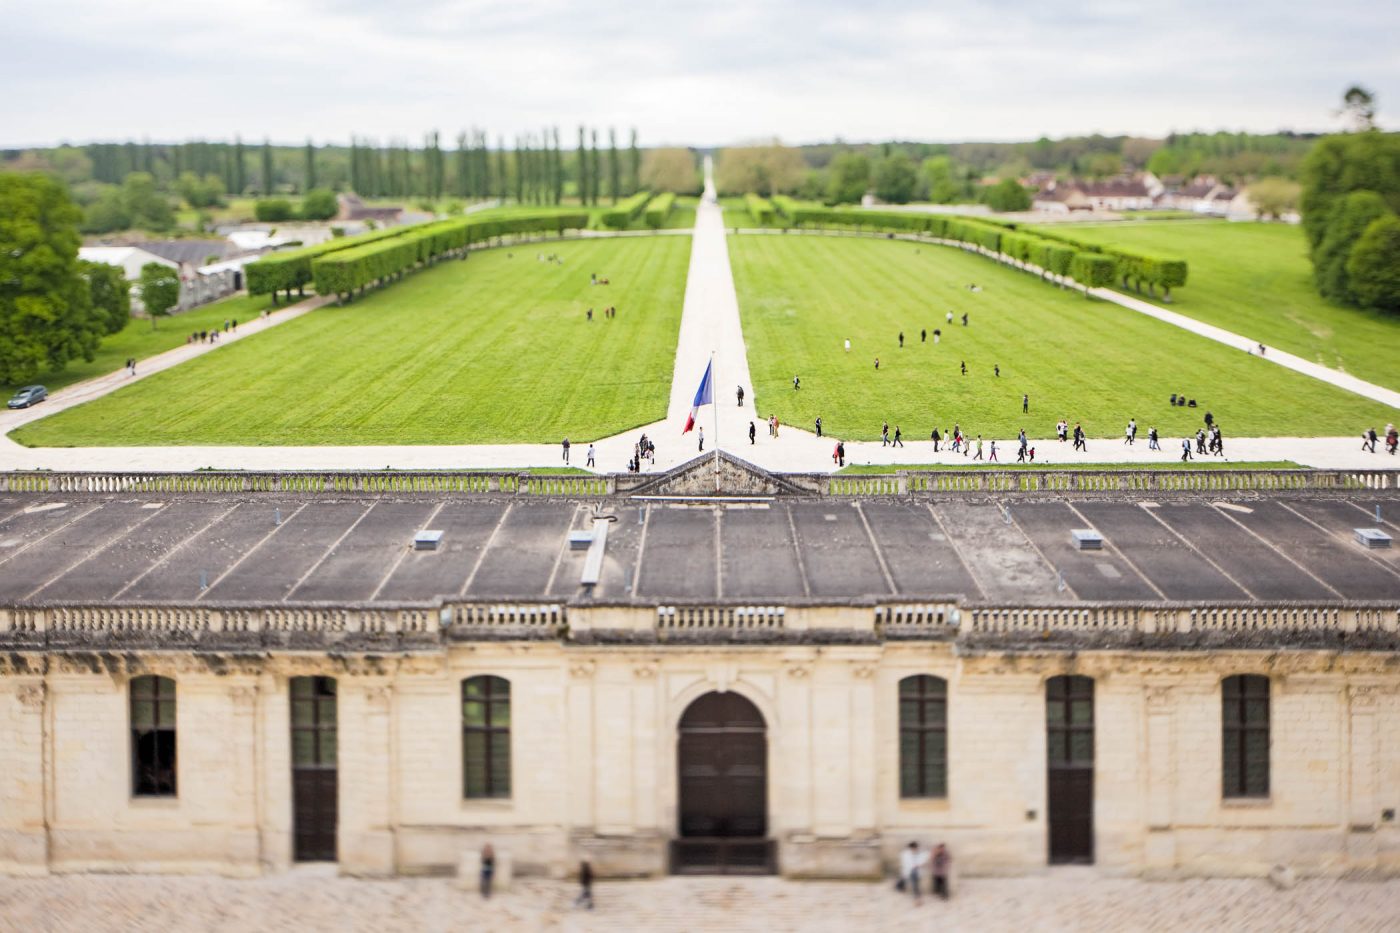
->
[[2, 871, 1398, 932]]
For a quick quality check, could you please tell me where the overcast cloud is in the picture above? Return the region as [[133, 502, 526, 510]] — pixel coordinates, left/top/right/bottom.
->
[[2, 0, 1396, 148]]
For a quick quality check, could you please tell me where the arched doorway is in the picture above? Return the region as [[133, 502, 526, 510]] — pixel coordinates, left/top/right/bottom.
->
[[672, 691, 774, 874]]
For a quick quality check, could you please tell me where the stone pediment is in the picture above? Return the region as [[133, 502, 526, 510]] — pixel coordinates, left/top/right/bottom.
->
[[622, 450, 817, 497]]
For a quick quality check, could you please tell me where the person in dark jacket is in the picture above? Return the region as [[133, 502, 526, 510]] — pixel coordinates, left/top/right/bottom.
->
[[574, 859, 594, 909]]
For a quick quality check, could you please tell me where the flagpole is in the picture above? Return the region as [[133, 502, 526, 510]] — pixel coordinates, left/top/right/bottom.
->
[[711, 350, 719, 493]]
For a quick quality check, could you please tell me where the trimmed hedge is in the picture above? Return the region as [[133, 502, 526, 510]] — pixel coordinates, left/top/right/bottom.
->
[[599, 191, 652, 229], [772, 195, 803, 219], [1069, 253, 1118, 295], [310, 209, 590, 301], [644, 192, 676, 228], [745, 193, 776, 225], [988, 219, 1189, 298], [244, 225, 409, 299]]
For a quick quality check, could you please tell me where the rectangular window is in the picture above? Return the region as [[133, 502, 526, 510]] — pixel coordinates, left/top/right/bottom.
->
[[898, 676, 948, 798], [130, 676, 177, 797], [1222, 675, 1269, 799], [463, 676, 511, 798]]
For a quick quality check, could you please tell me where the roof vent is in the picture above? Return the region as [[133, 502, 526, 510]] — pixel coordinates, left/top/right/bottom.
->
[[568, 530, 595, 551], [414, 530, 444, 551], [1355, 528, 1392, 549], [1071, 529, 1103, 550]]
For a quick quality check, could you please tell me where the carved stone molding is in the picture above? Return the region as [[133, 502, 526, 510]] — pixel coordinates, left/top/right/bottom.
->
[[784, 664, 811, 680], [363, 684, 393, 709], [1145, 686, 1173, 712], [633, 663, 657, 680], [1349, 684, 1382, 710], [570, 661, 596, 679], [852, 665, 876, 679], [16, 683, 46, 710], [229, 684, 258, 709]]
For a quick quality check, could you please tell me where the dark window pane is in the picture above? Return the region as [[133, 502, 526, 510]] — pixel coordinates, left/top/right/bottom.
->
[[490, 732, 511, 796], [463, 701, 485, 727], [292, 678, 312, 698], [293, 701, 314, 727], [1245, 699, 1268, 724], [293, 730, 316, 765], [490, 702, 511, 727], [318, 730, 337, 765], [158, 700, 176, 727], [899, 699, 918, 725], [1047, 702, 1065, 725], [1070, 730, 1093, 762], [319, 698, 337, 725], [132, 699, 154, 730], [1071, 700, 1092, 724]]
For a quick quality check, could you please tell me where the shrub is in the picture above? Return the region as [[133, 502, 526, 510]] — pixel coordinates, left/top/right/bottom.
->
[[644, 192, 676, 228], [745, 193, 776, 225], [244, 225, 408, 299], [1344, 214, 1400, 312], [1070, 253, 1117, 295], [300, 189, 339, 221], [598, 190, 651, 229], [254, 199, 295, 222]]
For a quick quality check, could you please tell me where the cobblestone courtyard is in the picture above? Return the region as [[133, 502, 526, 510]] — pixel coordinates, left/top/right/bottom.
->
[[3, 871, 1398, 933]]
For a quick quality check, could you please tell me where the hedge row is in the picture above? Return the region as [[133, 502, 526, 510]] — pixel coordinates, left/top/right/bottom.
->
[[784, 206, 1186, 296], [644, 192, 676, 228], [311, 210, 591, 300], [244, 225, 410, 299], [771, 195, 802, 219], [598, 190, 652, 229], [746, 193, 776, 225]]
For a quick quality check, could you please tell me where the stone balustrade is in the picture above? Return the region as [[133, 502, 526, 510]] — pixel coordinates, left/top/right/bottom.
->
[[2, 600, 1395, 650]]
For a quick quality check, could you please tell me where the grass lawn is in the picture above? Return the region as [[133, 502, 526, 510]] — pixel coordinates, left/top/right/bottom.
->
[[1025, 220, 1400, 391], [729, 235, 1398, 442], [836, 461, 1303, 474], [2, 292, 277, 396], [13, 237, 690, 447]]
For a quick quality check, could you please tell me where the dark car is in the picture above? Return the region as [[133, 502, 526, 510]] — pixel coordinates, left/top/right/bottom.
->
[[6, 385, 47, 409]]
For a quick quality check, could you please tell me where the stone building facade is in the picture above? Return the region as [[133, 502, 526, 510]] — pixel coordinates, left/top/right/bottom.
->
[[0, 464, 1397, 881]]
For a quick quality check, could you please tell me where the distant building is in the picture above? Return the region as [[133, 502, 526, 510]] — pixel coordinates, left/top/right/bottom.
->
[[1031, 183, 1092, 214], [337, 194, 404, 224], [1160, 177, 1237, 216], [79, 243, 238, 313]]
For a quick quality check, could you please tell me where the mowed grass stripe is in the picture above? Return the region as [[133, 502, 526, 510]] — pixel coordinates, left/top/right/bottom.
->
[[1027, 221, 1400, 392], [730, 235, 1398, 441], [13, 236, 691, 447]]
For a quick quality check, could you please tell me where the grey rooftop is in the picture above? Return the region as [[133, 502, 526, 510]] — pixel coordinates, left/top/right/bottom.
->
[[1, 491, 1397, 608]]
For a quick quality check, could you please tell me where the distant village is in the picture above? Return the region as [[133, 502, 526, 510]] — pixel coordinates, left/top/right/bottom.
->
[[1026, 171, 1275, 220]]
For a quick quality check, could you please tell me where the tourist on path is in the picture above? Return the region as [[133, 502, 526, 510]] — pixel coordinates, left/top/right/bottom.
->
[[900, 842, 927, 904], [1364, 428, 1378, 453], [586, 444, 595, 468], [1057, 419, 1068, 443], [815, 415, 823, 438], [1148, 427, 1159, 450], [1181, 438, 1193, 462], [1073, 423, 1086, 452], [893, 426, 904, 447], [973, 436, 983, 460], [1125, 419, 1136, 445], [882, 421, 890, 447], [749, 421, 756, 445], [479, 844, 495, 898], [562, 438, 571, 463], [574, 859, 594, 910], [737, 385, 744, 407], [837, 441, 846, 467], [698, 427, 704, 451], [931, 427, 941, 452], [989, 440, 998, 462]]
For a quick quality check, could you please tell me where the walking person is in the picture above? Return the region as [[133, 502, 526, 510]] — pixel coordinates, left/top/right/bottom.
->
[[899, 331, 904, 348], [815, 415, 823, 438], [881, 421, 890, 447], [899, 841, 927, 905], [837, 441, 846, 467], [931, 427, 941, 452], [562, 438, 571, 463], [894, 425, 904, 447], [749, 421, 756, 445], [960, 360, 967, 376], [921, 328, 927, 343], [1124, 419, 1135, 445], [574, 859, 594, 910], [586, 444, 595, 468], [793, 374, 801, 391], [1148, 426, 1159, 450], [1022, 394, 1029, 414], [479, 843, 496, 898], [988, 439, 998, 462], [698, 427, 704, 452], [1364, 427, 1378, 453], [874, 357, 880, 371], [737, 385, 744, 407], [1073, 423, 1086, 452], [1181, 437, 1193, 462], [994, 364, 1000, 377], [931, 844, 951, 900], [973, 436, 983, 460]]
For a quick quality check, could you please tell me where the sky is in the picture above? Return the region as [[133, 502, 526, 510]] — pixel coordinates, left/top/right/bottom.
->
[[3, 0, 1397, 149]]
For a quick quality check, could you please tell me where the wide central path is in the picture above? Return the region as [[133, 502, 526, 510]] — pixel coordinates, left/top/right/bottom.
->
[[666, 157, 755, 447]]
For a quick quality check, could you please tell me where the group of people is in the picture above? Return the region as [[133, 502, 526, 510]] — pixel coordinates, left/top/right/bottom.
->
[[898, 841, 952, 904], [535, 252, 564, 266], [586, 306, 618, 321], [477, 844, 593, 910], [630, 433, 656, 472], [1363, 424, 1399, 455]]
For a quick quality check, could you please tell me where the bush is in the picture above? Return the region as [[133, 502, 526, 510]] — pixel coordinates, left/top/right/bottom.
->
[[745, 193, 776, 225], [1070, 253, 1117, 295], [983, 178, 1032, 212], [255, 199, 295, 222], [1344, 214, 1400, 312], [300, 189, 339, 221], [1313, 190, 1391, 304], [644, 192, 676, 228], [244, 225, 410, 298], [598, 191, 651, 229]]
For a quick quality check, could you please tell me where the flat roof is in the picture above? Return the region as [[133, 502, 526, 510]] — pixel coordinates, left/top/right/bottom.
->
[[1, 492, 1397, 607]]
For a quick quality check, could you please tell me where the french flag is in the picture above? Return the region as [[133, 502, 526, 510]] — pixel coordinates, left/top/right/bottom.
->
[[682, 359, 713, 434]]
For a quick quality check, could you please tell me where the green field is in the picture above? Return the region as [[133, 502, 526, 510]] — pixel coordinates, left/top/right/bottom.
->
[[13, 237, 690, 446], [1026, 220, 1400, 391], [729, 235, 1398, 441], [2, 292, 277, 396]]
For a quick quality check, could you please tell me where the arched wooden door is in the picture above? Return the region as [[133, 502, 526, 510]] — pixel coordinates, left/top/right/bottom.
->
[[672, 692, 774, 873]]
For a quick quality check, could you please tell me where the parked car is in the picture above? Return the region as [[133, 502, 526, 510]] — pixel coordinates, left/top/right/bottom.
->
[[6, 385, 47, 409]]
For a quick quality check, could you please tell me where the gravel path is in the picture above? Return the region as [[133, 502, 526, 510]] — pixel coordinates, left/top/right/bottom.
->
[[2, 872, 1398, 933]]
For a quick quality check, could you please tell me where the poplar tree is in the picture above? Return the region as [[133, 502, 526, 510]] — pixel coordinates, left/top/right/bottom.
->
[[608, 128, 620, 204], [234, 136, 246, 195], [261, 139, 274, 195], [590, 129, 600, 206], [304, 140, 316, 192], [629, 128, 641, 195], [576, 126, 588, 204], [496, 136, 509, 202]]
